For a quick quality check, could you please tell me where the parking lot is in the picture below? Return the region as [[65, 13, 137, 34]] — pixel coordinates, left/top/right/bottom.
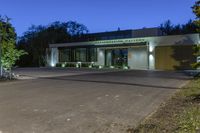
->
[[0, 68, 191, 133]]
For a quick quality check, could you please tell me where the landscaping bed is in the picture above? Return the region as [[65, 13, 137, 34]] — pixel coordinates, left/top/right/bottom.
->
[[0, 77, 17, 82], [128, 78, 200, 133], [0, 78, 9, 82]]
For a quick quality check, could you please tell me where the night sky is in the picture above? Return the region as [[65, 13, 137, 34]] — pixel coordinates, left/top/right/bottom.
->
[[0, 0, 196, 36]]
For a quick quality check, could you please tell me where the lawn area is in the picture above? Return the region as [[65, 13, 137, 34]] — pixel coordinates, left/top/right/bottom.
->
[[128, 78, 200, 133]]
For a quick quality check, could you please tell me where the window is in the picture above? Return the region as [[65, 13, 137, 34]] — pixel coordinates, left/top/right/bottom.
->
[[87, 48, 97, 62], [59, 48, 71, 62], [59, 47, 97, 62], [75, 48, 87, 62]]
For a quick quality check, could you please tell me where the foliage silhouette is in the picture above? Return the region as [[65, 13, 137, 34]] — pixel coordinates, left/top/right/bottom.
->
[[17, 21, 88, 67]]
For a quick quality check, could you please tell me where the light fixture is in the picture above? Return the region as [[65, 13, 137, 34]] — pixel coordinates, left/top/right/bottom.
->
[[51, 62, 55, 67], [62, 63, 65, 68], [123, 66, 129, 69], [149, 45, 154, 52], [110, 66, 114, 69], [149, 54, 154, 61]]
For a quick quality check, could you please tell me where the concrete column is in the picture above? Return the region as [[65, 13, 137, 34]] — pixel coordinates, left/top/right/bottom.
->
[[128, 47, 148, 70], [50, 48, 59, 67], [105, 50, 112, 66], [96, 48, 105, 66], [148, 44, 155, 70]]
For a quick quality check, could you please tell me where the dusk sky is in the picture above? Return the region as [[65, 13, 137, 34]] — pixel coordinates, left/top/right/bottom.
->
[[0, 0, 196, 36]]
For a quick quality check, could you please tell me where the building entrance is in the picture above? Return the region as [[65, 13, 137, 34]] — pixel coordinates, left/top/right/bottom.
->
[[105, 48, 128, 68]]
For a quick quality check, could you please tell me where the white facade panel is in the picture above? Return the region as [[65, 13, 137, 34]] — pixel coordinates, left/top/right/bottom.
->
[[96, 48, 105, 66], [128, 47, 148, 70], [50, 48, 59, 67]]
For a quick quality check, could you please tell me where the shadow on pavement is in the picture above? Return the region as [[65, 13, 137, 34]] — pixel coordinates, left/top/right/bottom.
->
[[43, 76, 180, 90]]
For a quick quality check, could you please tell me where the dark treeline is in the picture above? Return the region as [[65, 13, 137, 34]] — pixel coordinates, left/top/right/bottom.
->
[[17, 21, 89, 67], [160, 19, 199, 35]]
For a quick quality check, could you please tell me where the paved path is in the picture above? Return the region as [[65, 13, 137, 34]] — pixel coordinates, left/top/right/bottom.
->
[[0, 68, 191, 133]]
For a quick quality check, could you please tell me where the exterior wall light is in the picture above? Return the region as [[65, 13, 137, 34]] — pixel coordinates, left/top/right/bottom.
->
[[149, 54, 154, 62], [62, 63, 65, 68], [99, 65, 103, 69], [51, 63, 55, 67], [50, 48, 59, 67], [149, 45, 154, 53], [76, 62, 82, 68], [110, 66, 114, 69], [89, 62, 94, 68], [123, 66, 129, 69]]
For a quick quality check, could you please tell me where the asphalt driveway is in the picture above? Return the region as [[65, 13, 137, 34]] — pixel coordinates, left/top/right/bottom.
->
[[0, 68, 191, 133]]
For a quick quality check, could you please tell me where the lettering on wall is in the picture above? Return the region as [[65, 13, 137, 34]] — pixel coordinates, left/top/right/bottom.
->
[[93, 38, 146, 45]]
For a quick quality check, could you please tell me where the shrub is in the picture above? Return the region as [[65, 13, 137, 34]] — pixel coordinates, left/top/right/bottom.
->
[[65, 63, 76, 67], [56, 63, 62, 67]]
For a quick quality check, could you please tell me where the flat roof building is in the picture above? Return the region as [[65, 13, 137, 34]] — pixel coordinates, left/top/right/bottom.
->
[[47, 28, 200, 70]]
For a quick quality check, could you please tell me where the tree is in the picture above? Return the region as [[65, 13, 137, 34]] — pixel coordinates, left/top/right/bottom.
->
[[160, 20, 174, 35], [17, 21, 88, 67], [192, 0, 200, 32], [160, 19, 198, 35], [66, 21, 88, 36], [191, 0, 200, 69], [0, 16, 26, 77]]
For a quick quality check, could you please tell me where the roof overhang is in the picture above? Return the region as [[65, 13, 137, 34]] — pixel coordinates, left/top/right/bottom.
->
[[49, 37, 147, 48]]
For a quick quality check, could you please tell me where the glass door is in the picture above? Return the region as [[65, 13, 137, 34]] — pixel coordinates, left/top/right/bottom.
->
[[112, 49, 128, 68]]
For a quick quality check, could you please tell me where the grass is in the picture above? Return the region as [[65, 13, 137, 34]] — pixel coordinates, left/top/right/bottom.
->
[[178, 106, 200, 133], [127, 78, 200, 133]]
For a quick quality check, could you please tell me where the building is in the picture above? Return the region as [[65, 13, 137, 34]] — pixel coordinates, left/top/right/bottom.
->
[[47, 28, 200, 70]]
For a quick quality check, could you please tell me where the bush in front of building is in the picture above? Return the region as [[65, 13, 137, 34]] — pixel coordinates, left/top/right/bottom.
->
[[65, 63, 76, 67], [55, 62, 131, 70], [81, 63, 89, 68], [56, 63, 61, 67]]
